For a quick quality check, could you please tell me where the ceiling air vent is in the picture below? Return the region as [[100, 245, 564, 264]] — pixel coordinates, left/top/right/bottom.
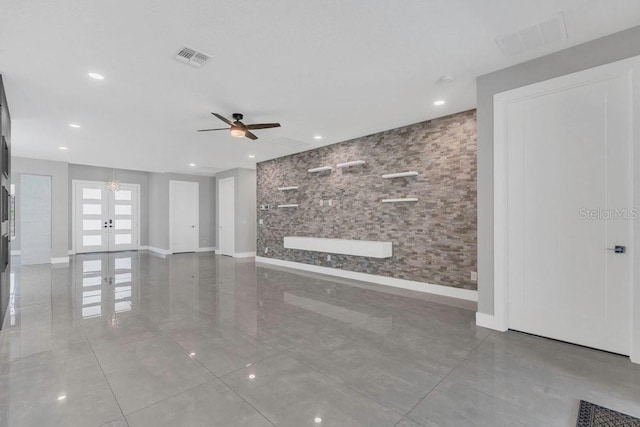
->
[[495, 13, 567, 57], [173, 46, 211, 68]]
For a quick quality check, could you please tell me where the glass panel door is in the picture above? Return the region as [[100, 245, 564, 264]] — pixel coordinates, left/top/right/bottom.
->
[[74, 182, 138, 253], [75, 183, 109, 253], [108, 185, 137, 252]]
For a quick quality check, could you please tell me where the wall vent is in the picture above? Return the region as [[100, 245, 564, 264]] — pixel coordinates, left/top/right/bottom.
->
[[495, 13, 567, 57], [173, 46, 211, 68]]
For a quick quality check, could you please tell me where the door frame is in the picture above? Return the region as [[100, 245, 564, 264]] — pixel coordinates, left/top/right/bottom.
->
[[217, 177, 235, 256], [71, 180, 141, 254], [169, 180, 199, 253], [492, 55, 640, 363]]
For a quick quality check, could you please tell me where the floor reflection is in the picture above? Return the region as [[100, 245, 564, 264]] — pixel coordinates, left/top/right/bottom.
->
[[72, 251, 139, 322], [2, 253, 639, 426]]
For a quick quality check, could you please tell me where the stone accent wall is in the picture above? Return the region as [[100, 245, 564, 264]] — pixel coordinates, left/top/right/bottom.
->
[[256, 110, 477, 290]]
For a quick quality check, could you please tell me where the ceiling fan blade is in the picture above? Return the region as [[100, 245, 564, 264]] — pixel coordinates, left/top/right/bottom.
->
[[245, 131, 258, 140], [211, 113, 233, 126], [197, 128, 229, 132], [245, 123, 281, 130]]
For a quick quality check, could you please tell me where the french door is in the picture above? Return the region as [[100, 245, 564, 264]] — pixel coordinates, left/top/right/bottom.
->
[[74, 181, 139, 254]]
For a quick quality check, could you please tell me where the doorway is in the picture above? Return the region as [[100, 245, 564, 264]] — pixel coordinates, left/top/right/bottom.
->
[[73, 181, 140, 254], [218, 177, 235, 256], [494, 56, 639, 357], [169, 180, 199, 253]]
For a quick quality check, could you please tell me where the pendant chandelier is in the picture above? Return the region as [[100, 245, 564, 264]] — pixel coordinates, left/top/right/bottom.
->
[[106, 169, 120, 192]]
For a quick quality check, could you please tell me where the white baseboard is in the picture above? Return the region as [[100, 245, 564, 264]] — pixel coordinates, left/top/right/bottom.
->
[[475, 312, 507, 331], [51, 257, 70, 264], [139, 246, 171, 256], [196, 247, 216, 253], [234, 251, 256, 258], [10, 250, 20, 256], [255, 256, 477, 302]]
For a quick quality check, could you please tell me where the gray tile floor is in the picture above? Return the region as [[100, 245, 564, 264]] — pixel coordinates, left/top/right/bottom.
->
[[1, 252, 639, 426]]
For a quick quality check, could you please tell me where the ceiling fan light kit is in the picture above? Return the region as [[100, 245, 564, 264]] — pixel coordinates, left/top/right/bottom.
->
[[230, 128, 246, 138], [197, 112, 281, 141]]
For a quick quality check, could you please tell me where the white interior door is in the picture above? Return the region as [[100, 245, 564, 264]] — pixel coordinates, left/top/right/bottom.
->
[[110, 184, 138, 252], [74, 181, 139, 254], [75, 182, 109, 253], [218, 177, 235, 257], [499, 62, 633, 355], [20, 174, 52, 265], [170, 180, 199, 253]]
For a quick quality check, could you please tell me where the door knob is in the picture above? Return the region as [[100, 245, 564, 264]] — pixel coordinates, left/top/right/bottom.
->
[[606, 245, 626, 254], [192, 225, 195, 228]]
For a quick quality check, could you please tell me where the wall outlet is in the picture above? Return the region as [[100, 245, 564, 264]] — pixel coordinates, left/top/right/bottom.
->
[[471, 271, 477, 282], [264, 247, 269, 254], [320, 199, 323, 206], [328, 199, 333, 206], [327, 254, 331, 261], [258, 219, 264, 225]]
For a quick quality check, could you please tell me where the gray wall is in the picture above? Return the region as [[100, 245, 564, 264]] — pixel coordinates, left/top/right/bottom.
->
[[216, 168, 257, 254], [476, 25, 640, 314], [148, 172, 166, 249], [257, 111, 477, 289], [68, 164, 150, 247], [12, 157, 69, 259], [147, 172, 216, 250]]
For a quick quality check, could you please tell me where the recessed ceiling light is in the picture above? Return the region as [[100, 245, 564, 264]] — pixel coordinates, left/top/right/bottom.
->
[[248, 374, 256, 380], [189, 352, 196, 356], [314, 135, 323, 140], [88, 72, 104, 80], [58, 146, 68, 150], [189, 163, 196, 167], [434, 100, 445, 106], [314, 417, 322, 423], [69, 124, 80, 128], [248, 155, 255, 158], [57, 395, 66, 401]]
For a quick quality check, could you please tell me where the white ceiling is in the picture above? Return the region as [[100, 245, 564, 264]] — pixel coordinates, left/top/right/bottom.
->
[[1, 0, 638, 175]]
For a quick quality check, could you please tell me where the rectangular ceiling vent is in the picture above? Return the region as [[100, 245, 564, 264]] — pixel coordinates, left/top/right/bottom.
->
[[495, 13, 567, 57], [173, 45, 211, 68]]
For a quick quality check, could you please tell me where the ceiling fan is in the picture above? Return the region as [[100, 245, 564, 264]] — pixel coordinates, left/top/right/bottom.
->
[[197, 113, 281, 140]]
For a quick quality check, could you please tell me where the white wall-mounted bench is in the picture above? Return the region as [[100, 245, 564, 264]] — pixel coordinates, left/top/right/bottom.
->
[[284, 236, 392, 258]]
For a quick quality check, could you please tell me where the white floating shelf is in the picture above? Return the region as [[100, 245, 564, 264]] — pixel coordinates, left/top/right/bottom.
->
[[278, 186, 299, 191], [308, 166, 333, 173], [381, 198, 418, 203], [382, 171, 419, 179], [278, 204, 299, 208], [284, 236, 392, 258], [336, 160, 366, 168]]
